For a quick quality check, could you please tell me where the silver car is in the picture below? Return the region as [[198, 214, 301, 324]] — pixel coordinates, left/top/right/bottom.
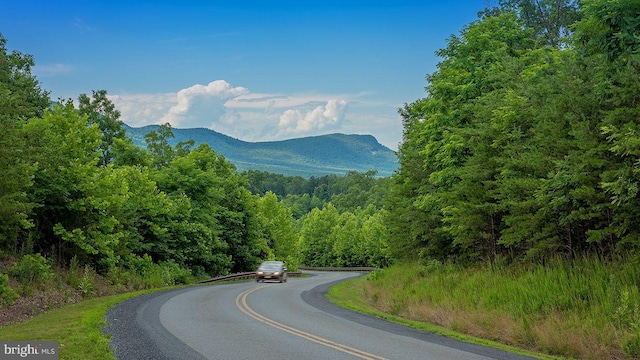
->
[[256, 261, 288, 283]]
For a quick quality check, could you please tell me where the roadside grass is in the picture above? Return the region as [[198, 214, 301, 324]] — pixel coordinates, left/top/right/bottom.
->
[[3, 259, 637, 359], [0, 288, 159, 360], [328, 257, 640, 360]]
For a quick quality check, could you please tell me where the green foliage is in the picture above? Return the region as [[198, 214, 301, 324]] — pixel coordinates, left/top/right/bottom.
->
[[495, 0, 580, 48], [77, 265, 96, 298], [388, 0, 640, 263], [78, 90, 126, 166], [0, 273, 18, 306], [245, 170, 391, 218], [9, 254, 53, 286], [158, 260, 193, 285], [575, 0, 640, 63], [298, 204, 392, 267], [255, 192, 299, 268], [299, 205, 341, 267], [0, 33, 49, 249]]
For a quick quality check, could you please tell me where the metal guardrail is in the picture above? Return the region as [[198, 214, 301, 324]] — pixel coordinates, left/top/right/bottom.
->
[[298, 266, 377, 272], [197, 272, 256, 284], [197, 266, 375, 284]]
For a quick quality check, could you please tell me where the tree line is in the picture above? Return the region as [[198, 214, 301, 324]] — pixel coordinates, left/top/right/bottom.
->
[[385, 0, 640, 264]]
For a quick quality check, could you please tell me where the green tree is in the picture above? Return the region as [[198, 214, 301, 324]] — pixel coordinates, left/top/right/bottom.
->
[[145, 123, 176, 170], [409, 12, 535, 262], [575, 0, 640, 63], [256, 192, 299, 268], [332, 212, 363, 266], [385, 98, 451, 261], [0, 34, 49, 120], [0, 33, 49, 250], [78, 90, 126, 166], [361, 208, 393, 267], [331, 170, 381, 212], [23, 100, 102, 264], [111, 137, 152, 167], [153, 143, 267, 274], [299, 204, 341, 266], [496, 0, 580, 48], [577, 0, 640, 252]]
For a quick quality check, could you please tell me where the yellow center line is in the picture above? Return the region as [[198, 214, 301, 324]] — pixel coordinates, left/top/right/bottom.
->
[[236, 286, 388, 360]]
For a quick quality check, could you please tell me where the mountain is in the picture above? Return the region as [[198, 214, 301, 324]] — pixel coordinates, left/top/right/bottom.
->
[[123, 125, 398, 178]]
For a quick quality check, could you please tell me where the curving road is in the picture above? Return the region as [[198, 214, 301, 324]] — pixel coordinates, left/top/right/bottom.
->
[[106, 271, 537, 360]]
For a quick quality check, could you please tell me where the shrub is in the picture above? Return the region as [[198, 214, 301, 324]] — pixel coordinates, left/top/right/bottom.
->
[[78, 265, 96, 298], [9, 254, 53, 284], [159, 261, 192, 286], [0, 274, 18, 306]]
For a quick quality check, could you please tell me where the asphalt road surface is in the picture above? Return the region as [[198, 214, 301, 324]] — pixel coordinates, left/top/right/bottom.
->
[[106, 271, 537, 360]]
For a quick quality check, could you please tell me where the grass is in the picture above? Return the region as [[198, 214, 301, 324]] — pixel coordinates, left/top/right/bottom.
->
[[328, 257, 640, 360], [327, 274, 552, 360], [0, 288, 159, 360]]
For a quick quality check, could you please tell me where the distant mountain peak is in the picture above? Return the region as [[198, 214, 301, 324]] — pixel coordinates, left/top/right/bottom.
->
[[124, 125, 398, 178]]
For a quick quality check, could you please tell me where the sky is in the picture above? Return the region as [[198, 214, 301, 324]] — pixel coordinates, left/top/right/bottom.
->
[[1, 1, 485, 150]]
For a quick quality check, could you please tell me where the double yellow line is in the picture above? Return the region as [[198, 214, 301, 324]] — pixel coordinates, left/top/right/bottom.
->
[[236, 286, 388, 360]]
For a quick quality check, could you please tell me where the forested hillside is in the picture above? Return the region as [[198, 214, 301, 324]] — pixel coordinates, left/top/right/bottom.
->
[[124, 125, 398, 178], [386, 0, 640, 265]]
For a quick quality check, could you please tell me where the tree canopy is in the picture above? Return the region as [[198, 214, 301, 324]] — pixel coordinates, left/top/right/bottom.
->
[[387, 0, 640, 263]]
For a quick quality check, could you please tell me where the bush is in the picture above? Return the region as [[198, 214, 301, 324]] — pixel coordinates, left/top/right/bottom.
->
[[0, 274, 18, 306], [9, 254, 53, 284], [78, 265, 96, 298], [159, 261, 192, 286]]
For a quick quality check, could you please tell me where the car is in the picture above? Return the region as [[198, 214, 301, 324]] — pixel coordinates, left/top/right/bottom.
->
[[256, 261, 287, 283]]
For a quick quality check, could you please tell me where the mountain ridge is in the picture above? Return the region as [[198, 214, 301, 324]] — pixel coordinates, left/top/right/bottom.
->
[[123, 124, 398, 178]]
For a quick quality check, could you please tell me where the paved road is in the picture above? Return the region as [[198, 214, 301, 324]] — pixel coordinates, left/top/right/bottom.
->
[[106, 271, 537, 360]]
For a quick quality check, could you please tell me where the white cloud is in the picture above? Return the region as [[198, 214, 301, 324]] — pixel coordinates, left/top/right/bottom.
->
[[278, 99, 347, 135], [160, 80, 248, 127], [109, 79, 401, 149]]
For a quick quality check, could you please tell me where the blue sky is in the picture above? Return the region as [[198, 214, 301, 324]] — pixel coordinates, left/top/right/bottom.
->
[[2, 1, 484, 150]]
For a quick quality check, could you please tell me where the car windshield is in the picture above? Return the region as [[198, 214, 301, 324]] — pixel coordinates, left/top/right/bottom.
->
[[258, 261, 283, 270]]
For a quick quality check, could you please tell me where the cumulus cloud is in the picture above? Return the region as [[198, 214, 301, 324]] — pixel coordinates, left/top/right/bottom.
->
[[109, 93, 175, 127], [160, 80, 248, 127], [278, 99, 347, 135]]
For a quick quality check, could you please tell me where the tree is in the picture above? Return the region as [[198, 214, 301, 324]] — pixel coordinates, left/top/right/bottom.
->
[[361, 208, 393, 267], [299, 205, 341, 266], [496, 0, 580, 48], [404, 12, 535, 262], [332, 212, 363, 266], [22, 100, 102, 264], [145, 123, 176, 170], [256, 192, 299, 268], [0, 33, 49, 250], [576, 0, 640, 252], [0, 34, 50, 120], [78, 90, 126, 166], [574, 0, 640, 63]]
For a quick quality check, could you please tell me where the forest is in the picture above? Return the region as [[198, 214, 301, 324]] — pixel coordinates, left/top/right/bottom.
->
[[386, 0, 640, 265]]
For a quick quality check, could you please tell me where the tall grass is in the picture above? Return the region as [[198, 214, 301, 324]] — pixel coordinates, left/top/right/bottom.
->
[[344, 257, 640, 359]]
